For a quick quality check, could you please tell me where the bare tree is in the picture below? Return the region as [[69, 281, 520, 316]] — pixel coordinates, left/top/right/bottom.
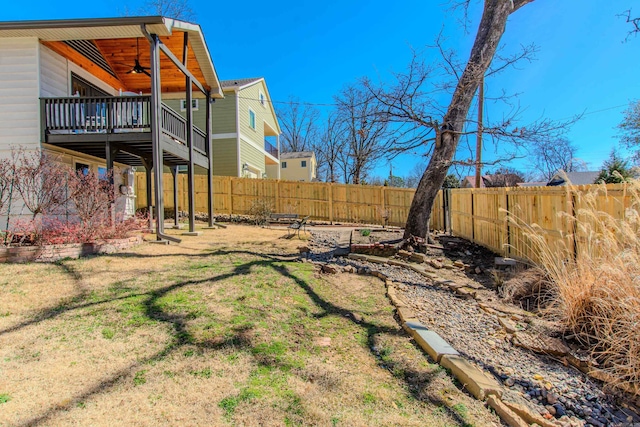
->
[[313, 113, 347, 182], [483, 166, 525, 187], [364, 1, 581, 239], [12, 150, 69, 220], [617, 99, 640, 163], [0, 158, 13, 217], [335, 83, 389, 184], [530, 137, 585, 181], [620, 9, 640, 40], [277, 97, 320, 154], [139, 0, 195, 20]]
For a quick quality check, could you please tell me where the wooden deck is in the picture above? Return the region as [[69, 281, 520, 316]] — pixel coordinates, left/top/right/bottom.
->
[[41, 96, 210, 169]]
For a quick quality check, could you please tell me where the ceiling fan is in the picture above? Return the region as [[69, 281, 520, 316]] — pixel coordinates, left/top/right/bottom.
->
[[117, 38, 151, 77]]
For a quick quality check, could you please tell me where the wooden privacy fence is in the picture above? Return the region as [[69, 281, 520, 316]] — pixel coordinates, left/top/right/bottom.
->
[[135, 174, 636, 264], [135, 173, 446, 229], [449, 184, 635, 263]]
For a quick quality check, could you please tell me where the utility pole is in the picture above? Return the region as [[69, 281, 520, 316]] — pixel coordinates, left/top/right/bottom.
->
[[474, 75, 484, 189]]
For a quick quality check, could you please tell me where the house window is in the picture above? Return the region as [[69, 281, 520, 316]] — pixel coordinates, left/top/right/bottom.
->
[[180, 99, 199, 111], [249, 109, 256, 130], [71, 73, 108, 97], [75, 162, 90, 175], [301, 160, 307, 168], [98, 167, 108, 181], [259, 91, 266, 106], [282, 162, 287, 169]]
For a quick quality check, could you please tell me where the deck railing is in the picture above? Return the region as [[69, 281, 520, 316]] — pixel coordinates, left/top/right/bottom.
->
[[264, 139, 278, 158], [42, 96, 151, 133], [41, 96, 208, 154], [193, 128, 207, 154], [160, 103, 187, 142]]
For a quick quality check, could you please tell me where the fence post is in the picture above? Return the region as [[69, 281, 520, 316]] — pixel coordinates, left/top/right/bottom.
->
[[328, 184, 333, 224], [228, 177, 234, 215], [380, 186, 386, 227], [275, 180, 281, 213], [470, 190, 475, 243], [505, 188, 511, 257]]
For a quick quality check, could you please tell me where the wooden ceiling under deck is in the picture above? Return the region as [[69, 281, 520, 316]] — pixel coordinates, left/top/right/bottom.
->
[[42, 34, 209, 94]]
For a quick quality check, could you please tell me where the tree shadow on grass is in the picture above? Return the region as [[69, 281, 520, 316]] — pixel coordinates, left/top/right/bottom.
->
[[15, 249, 475, 427]]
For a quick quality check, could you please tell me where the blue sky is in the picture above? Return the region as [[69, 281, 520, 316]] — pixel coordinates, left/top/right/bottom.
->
[[3, 0, 639, 179]]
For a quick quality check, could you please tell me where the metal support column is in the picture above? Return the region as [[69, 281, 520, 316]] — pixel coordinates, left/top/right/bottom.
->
[[149, 33, 166, 240], [206, 91, 214, 227], [186, 78, 196, 233], [105, 141, 119, 224], [170, 165, 180, 228], [141, 157, 153, 229]]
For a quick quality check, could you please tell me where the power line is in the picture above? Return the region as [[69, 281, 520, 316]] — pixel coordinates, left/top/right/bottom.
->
[[235, 95, 630, 119]]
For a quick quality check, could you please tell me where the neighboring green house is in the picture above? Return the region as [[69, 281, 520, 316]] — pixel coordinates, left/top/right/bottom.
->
[[167, 77, 281, 179]]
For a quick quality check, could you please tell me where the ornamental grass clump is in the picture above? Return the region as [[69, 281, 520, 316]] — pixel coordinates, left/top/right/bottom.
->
[[508, 181, 640, 395]]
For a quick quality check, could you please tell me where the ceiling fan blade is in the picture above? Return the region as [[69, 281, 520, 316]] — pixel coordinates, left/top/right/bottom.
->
[[142, 69, 151, 77]]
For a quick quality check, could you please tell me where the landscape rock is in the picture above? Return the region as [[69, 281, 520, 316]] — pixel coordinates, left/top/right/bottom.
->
[[321, 264, 339, 274], [514, 332, 570, 357]]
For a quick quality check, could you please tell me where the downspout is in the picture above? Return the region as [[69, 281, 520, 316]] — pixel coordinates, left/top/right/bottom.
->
[[141, 24, 181, 243], [235, 88, 241, 177]]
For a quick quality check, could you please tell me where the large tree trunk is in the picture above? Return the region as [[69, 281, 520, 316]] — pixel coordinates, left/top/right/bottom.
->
[[404, 0, 532, 239]]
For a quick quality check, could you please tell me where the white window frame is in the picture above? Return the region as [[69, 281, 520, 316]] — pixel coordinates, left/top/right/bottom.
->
[[301, 160, 307, 168], [259, 91, 266, 107], [180, 99, 199, 111], [249, 108, 256, 130], [282, 161, 287, 169]]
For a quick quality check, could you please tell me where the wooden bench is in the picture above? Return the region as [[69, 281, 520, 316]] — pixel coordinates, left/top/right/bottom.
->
[[288, 215, 310, 237], [270, 213, 299, 223]]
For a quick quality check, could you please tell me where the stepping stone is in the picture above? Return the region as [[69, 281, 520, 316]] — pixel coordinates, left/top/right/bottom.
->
[[495, 257, 518, 267], [440, 355, 503, 400], [513, 331, 570, 357], [412, 329, 460, 362]]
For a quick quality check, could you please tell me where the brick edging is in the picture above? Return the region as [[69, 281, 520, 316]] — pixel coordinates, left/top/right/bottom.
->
[[0, 236, 143, 264]]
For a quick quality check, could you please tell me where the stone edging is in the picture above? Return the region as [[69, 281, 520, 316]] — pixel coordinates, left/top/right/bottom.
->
[[0, 236, 143, 263], [345, 252, 572, 427]]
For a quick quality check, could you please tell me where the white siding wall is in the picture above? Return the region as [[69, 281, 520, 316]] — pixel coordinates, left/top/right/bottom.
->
[[39, 44, 118, 98], [0, 37, 40, 159], [39, 44, 68, 97]]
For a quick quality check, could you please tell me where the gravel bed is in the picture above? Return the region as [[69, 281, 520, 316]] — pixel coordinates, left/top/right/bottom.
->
[[308, 230, 640, 427]]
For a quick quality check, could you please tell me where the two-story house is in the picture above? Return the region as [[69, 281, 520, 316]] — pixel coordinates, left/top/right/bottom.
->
[[206, 78, 281, 179], [280, 151, 317, 182], [0, 16, 224, 240]]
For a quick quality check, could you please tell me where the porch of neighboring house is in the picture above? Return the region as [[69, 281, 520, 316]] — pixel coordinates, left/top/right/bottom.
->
[[8, 16, 226, 242]]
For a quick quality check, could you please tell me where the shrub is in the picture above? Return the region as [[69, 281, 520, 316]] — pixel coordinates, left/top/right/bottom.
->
[[360, 229, 371, 237], [248, 199, 274, 226], [68, 168, 113, 228], [12, 149, 69, 219], [2, 149, 147, 247], [510, 181, 640, 394]]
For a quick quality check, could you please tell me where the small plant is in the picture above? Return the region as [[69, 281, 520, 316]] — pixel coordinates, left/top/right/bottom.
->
[[360, 229, 371, 237], [0, 393, 10, 404], [248, 198, 274, 226], [101, 328, 115, 339], [133, 370, 147, 386]]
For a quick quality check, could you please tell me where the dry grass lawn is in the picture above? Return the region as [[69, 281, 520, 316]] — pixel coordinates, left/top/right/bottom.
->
[[0, 225, 500, 426]]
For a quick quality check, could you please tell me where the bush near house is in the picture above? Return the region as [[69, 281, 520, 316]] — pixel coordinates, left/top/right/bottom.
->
[[1, 150, 146, 247]]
